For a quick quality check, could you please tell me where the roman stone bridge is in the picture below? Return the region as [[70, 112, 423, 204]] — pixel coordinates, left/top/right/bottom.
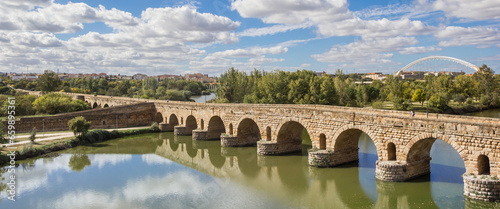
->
[[20, 90, 500, 202]]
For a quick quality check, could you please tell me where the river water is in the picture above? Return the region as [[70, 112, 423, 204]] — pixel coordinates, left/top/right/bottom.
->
[[190, 93, 216, 103], [2, 130, 496, 209]]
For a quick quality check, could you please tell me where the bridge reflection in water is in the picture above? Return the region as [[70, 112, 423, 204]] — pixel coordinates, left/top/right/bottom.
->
[[152, 132, 468, 209]]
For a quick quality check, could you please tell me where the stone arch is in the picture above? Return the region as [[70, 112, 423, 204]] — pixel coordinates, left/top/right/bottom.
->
[[331, 124, 382, 161], [103, 104, 109, 108], [266, 126, 271, 141], [155, 112, 164, 123], [387, 142, 396, 161], [92, 102, 98, 109], [181, 117, 184, 125], [185, 115, 197, 133], [236, 118, 261, 145], [275, 120, 310, 154], [200, 119, 204, 130], [168, 114, 179, 127], [102, 120, 106, 125], [402, 133, 466, 163], [319, 134, 326, 150], [478, 154, 490, 175], [402, 133, 466, 179], [207, 116, 225, 140]]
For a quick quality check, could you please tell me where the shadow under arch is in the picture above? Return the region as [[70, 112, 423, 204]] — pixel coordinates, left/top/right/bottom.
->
[[237, 118, 261, 146], [331, 126, 381, 166], [92, 102, 98, 109], [185, 115, 198, 132], [154, 112, 164, 123], [207, 116, 225, 140], [103, 104, 109, 108], [168, 114, 179, 127], [276, 121, 311, 154]]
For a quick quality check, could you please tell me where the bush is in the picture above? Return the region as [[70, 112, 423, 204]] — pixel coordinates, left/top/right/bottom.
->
[[150, 122, 160, 132], [68, 116, 91, 137], [393, 97, 411, 111], [454, 94, 466, 105], [29, 128, 37, 142], [480, 94, 491, 107], [371, 101, 384, 109], [429, 93, 449, 112], [466, 97, 474, 105], [33, 93, 89, 114]]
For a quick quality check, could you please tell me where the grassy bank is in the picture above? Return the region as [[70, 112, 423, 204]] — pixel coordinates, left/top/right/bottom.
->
[[0, 126, 160, 166]]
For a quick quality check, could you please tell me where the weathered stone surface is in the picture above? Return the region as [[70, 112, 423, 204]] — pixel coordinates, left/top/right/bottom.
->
[[2, 103, 155, 133], [18, 90, 500, 202], [464, 175, 500, 202]]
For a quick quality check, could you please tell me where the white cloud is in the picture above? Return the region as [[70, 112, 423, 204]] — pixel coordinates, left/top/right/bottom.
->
[[399, 46, 442, 54], [231, 0, 351, 24], [209, 46, 288, 58], [231, 0, 434, 38], [0, 3, 240, 75], [238, 22, 313, 37], [431, 0, 500, 20], [435, 26, 500, 48], [317, 17, 433, 38], [312, 36, 418, 64]]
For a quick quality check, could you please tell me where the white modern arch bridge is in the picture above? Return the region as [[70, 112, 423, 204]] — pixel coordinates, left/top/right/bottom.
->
[[395, 56, 480, 76]]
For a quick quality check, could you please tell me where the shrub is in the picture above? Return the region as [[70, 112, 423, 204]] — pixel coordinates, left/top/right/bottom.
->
[[68, 116, 91, 137], [428, 93, 449, 112], [29, 128, 37, 142], [466, 97, 474, 105], [150, 122, 160, 132]]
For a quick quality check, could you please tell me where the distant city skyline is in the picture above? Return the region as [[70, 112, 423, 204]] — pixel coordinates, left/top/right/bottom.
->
[[0, 0, 498, 76]]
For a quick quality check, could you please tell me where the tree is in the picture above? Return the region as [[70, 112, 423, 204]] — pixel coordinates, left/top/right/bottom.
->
[[428, 93, 449, 112], [68, 116, 91, 137], [29, 128, 37, 142], [411, 89, 426, 106], [38, 70, 61, 93]]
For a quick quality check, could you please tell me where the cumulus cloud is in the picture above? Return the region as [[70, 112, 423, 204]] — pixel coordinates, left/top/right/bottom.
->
[[209, 46, 288, 58], [231, 0, 434, 38], [238, 22, 313, 37], [435, 26, 500, 48], [312, 36, 418, 64], [399, 46, 442, 54], [0, 2, 240, 75], [431, 0, 500, 20]]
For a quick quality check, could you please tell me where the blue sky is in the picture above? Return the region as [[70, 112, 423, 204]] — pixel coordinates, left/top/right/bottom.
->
[[0, 0, 498, 76]]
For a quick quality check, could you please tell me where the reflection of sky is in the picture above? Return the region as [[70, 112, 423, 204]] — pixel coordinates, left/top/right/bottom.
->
[[0, 154, 134, 201], [0, 153, 283, 209]]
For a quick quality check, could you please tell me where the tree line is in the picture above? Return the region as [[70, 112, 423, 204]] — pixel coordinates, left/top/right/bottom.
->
[[9, 70, 209, 101], [215, 65, 499, 112]]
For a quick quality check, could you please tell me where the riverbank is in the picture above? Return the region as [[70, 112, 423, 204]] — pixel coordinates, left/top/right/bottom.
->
[[0, 126, 160, 166]]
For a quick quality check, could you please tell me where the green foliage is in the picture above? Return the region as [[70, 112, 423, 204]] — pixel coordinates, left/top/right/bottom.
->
[[466, 97, 474, 105], [0, 123, 6, 144], [480, 94, 491, 106], [453, 94, 466, 105], [150, 122, 160, 132], [38, 70, 61, 92], [429, 93, 449, 112], [411, 89, 426, 106], [68, 154, 91, 172], [32, 93, 89, 114], [68, 116, 91, 137], [371, 101, 384, 109], [29, 128, 37, 142], [393, 97, 411, 111]]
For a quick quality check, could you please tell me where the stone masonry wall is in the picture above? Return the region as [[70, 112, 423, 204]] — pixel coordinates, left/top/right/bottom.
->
[[3, 103, 156, 133]]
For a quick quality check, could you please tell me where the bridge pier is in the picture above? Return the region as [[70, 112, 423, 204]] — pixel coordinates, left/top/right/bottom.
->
[[257, 141, 301, 155], [192, 130, 209, 140], [159, 123, 173, 132], [174, 126, 191, 136], [221, 135, 258, 147], [375, 160, 408, 181], [463, 174, 500, 202], [308, 148, 360, 167]]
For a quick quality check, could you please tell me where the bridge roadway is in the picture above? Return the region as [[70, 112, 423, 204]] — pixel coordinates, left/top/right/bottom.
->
[[21, 90, 500, 202]]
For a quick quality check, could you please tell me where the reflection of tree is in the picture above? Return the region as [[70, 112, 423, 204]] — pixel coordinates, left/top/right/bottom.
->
[[69, 154, 91, 172], [0, 167, 7, 203]]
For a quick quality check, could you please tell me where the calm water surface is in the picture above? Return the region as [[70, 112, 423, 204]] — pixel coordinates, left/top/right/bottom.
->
[[190, 93, 216, 103], [0, 132, 496, 208]]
